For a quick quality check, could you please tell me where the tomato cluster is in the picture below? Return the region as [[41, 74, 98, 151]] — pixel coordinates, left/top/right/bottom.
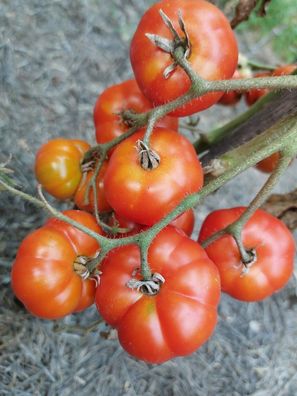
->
[[11, 0, 295, 365]]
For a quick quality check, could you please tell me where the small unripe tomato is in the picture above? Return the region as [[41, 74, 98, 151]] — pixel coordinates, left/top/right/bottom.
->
[[35, 138, 90, 200]]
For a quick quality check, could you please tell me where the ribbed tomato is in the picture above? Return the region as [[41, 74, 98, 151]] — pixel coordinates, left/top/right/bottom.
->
[[96, 226, 220, 363], [11, 210, 102, 319], [103, 128, 203, 226], [199, 207, 295, 301]]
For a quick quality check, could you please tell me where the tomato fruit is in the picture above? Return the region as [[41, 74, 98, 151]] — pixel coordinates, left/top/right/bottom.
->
[[104, 128, 203, 226], [130, 0, 238, 117], [11, 210, 102, 319], [74, 162, 111, 213], [256, 152, 280, 173], [94, 79, 178, 148], [96, 226, 220, 363], [109, 208, 195, 237], [170, 209, 195, 236], [218, 70, 242, 106], [35, 138, 90, 200], [199, 207, 295, 301], [272, 64, 296, 76]]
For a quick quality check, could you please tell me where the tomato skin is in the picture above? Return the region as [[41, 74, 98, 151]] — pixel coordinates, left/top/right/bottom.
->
[[256, 152, 280, 173], [74, 162, 111, 213], [130, 0, 238, 117], [104, 128, 203, 226], [96, 226, 220, 363], [35, 138, 90, 200], [94, 79, 178, 148], [11, 210, 102, 319], [108, 209, 195, 238], [198, 207, 295, 302], [272, 64, 296, 76]]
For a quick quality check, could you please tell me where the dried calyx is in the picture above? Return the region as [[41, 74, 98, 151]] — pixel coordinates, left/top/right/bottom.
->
[[137, 140, 160, 170], [127, 272, 165, 295], [240, 249, 257, 276], [145, 9, 191, 78]]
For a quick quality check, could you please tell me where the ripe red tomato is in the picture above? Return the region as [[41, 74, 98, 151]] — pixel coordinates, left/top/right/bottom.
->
[[218, 70, 242, 105], [94, 79, 178, 148], [170, 209, 195, 236], [11, 210, 102, 319], [104, 128, 203, 226], [35, 138, 90, 200], [244, 72, 271, 106], [272, 64, 296, 76], [96, 226, 220, 363], [130, 0, 238, 117], [109, 208, 195, 237], [199, 207, 295, 301], [256, 152, 280, 173], [74, 162, 111, 213], [245, 65, 296, 106]]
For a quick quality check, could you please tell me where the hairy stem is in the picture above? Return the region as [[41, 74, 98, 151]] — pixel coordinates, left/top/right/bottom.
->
[[202, 149, 294, 262]]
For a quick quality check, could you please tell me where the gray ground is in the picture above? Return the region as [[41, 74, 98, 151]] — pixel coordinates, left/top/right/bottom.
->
[[1, 1, 297, 395]]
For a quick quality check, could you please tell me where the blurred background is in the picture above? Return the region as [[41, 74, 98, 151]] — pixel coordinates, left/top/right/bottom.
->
[[1, 0, 297, 395]]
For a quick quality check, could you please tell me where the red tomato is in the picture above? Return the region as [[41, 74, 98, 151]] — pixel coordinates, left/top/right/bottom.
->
[[272, 64, 297, 76], [104, 128, 203, 226], [74, 162, 111, 213], [109, 208, 195, 237], [11, 210, 102, 319], [96, 226, 220, 363], [244, 72, 271, 106], [130, 0, 238, 117], [256, 152, 280, 173], [35, 138, 90, 200], [218, 70, 242, 105], [245, 65, 296, 106], [170, 209, 195, 236], [94, 79, 178, 148], [199, 207, 295, 301]]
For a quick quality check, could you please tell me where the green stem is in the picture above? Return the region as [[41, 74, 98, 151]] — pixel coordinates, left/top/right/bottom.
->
[[245, 60, 276, 71], [231, 151, 292, 231]]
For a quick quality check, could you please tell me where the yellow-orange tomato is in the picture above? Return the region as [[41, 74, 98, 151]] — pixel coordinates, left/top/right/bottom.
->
[[35, 138, 90, 200], [74, 162, 111, 213]]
